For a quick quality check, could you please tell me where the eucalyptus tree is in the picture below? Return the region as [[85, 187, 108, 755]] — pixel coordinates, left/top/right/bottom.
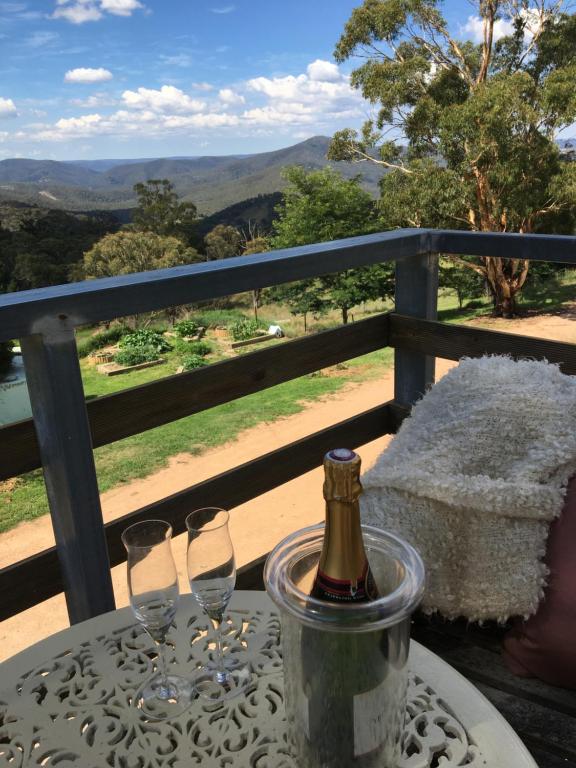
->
[[329, 0, 576, 316]]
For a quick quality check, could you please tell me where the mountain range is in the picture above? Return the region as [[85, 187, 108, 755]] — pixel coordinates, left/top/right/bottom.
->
[[0, 136, 384, 215]]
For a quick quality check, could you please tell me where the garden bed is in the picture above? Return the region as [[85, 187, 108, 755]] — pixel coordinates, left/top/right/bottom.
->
[[97, 358, 165, 376], [231, 333, 276, 349]]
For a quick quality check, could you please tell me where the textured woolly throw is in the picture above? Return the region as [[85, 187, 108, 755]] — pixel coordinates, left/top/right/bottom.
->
[[360, 356, 576, 621]]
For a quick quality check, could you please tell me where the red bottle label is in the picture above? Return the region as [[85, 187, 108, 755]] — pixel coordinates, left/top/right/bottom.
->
[[312, 564, 376, 602]]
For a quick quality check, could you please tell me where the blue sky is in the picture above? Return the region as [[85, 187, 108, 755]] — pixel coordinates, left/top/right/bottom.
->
[[0, 1, 559, 160]]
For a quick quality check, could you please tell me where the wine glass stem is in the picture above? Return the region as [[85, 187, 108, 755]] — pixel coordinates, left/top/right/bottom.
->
[[154, 638, 171, 699], [211, 615, 226, 683]]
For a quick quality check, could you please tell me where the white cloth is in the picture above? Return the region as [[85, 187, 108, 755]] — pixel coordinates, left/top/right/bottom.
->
[[360, 356, 576, 621]]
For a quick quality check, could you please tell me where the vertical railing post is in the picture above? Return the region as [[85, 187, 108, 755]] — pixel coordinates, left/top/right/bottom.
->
[[20, 327, 115, 623], [394, 250, 439, 407]]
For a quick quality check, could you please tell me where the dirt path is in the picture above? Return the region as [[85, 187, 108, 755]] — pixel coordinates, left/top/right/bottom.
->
[[2, 311, 576, 660]]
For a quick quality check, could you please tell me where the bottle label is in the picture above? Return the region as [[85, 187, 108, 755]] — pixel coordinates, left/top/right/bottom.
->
[[312, 564, 376, 602]]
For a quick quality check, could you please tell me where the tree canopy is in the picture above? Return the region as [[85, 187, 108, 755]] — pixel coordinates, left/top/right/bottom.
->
[[82, 230, 200, 279], [271, 166, 393, 324], [329, 0, 576, 316], [132, 179, 198, 245], [204, 224, 242, 261]]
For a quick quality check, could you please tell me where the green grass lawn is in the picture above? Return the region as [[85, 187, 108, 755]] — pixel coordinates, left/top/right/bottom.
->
[[0, 345, 392, 533]]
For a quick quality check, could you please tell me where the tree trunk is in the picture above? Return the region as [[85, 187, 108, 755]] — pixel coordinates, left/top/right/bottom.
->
[[341, 306, 349, 324], [303, 312, 308, 333]]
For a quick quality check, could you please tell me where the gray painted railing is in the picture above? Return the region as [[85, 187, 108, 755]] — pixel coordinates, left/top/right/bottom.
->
[[1, 228, 575, 624]]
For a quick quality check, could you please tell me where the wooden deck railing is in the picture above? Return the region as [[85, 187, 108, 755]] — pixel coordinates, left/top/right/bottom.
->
[[1, 228, 575, 623]]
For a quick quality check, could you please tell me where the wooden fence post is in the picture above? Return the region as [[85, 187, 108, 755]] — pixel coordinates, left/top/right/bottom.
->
[[394, 251, 439, 407], [20, 328, 115, 623]]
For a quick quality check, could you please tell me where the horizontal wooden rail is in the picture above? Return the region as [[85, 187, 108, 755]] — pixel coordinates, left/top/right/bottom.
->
[[0, 230, 422, 340], [0, 313, 390, 481], [3, 229, 576, 341], [389, 314, 576, 375], [430, 230, 576, 264], [0, 401, 407, 620]]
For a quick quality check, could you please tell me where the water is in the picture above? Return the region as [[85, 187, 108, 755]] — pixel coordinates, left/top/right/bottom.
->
[[189, 576, 234, 615], [131, 586, 179, 632]]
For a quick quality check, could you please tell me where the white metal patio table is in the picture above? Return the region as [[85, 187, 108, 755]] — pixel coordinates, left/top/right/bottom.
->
[[0, 591, 536, 767]]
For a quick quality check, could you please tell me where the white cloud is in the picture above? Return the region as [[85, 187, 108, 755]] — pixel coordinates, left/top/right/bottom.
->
[[53, 1, 102, 23], [122, 85, 205, 113], [219, 88, 244, 106], [100, 0, 142, 15], [18, 59, 368, 147], [306, 59, 341, 83], [70, 91, 116, 107], [0, 97, 17, 118], [52, 0, 144, 23], [210, 4, 234, 13], [65, 67, 113, 83], [160, 53, 192, 68], [461, 15, 514, 43], [26, 31, 60, 47]]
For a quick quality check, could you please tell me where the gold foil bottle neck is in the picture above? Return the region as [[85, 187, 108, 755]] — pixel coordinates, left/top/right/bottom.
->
[[323, 448, 362, 503]]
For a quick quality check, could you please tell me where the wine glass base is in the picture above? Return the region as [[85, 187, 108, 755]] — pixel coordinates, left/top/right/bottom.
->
[[193, 661, 252, 702], [134, 673, 195, 720]]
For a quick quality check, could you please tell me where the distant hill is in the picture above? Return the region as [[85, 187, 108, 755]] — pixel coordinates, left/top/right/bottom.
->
[[196, 192, 283, 237], [0, 136, 384, 214]]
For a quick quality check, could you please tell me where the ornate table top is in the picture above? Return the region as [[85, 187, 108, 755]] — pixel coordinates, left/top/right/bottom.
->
[[0, 592, 536, 768]]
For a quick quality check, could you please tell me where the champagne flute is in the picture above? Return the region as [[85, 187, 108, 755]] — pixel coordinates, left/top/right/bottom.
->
[[186, 507, 251, 701], [122, 519, 194, 719]]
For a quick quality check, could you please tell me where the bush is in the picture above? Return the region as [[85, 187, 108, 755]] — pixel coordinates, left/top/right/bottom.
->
[[174, 319, 200, 338], [114, 345, 160, 366], [77, 325, 126, 358], [0, 341, 14, 376], [186, 340, 212, 357], [181, 354, 207, 370], [230, 317, 260, 341], [119, 329, 172, 354]]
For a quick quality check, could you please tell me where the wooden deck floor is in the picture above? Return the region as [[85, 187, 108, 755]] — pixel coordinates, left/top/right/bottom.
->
[[411, 615, 576, 768]]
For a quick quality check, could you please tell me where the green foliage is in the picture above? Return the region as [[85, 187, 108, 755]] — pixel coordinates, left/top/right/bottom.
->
[[0, 341, 14, 376], [330, 0, 576, 316], [186, 340, 212, 356], [439, 259, 485, 309], [77, 325, 126, 358], [114, 346, 160, 366], [0, 208, 120, 294], [192, 309, 246, 328], [132, 179, 198, 245], [174, 319, 200, 338], [82, 230, 200, 279], [119, 329, 172, 354], [230, 317, 260, 341], [271, 166, 393, 323], [204, 224, 242, 260], [181, 354, 208, 370]]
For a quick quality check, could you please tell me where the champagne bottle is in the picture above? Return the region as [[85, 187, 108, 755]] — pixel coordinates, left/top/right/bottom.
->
[[298, 449, 400, 767], [310, 448, 377, 603]]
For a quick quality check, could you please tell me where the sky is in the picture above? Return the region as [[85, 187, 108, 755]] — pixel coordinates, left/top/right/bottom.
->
[[0, 0, 561, 161]]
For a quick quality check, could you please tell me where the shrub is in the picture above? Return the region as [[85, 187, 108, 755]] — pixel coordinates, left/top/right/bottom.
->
[[119, 329, 171, 354], [186, 340, 212, 357], [181, 354, 207, 370], [0, 341, 14, 376], [174, 319, 199, 338], [77, 325, 126, 358], [230, 318, 260, 341], [114, 345, 160, 366]]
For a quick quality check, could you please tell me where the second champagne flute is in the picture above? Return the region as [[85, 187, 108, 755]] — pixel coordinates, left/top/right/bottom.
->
[[186, 507, 250, 701]]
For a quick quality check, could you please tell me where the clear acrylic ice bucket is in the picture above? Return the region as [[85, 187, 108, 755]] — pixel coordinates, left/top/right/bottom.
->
[[264, 523, 425, 768]]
